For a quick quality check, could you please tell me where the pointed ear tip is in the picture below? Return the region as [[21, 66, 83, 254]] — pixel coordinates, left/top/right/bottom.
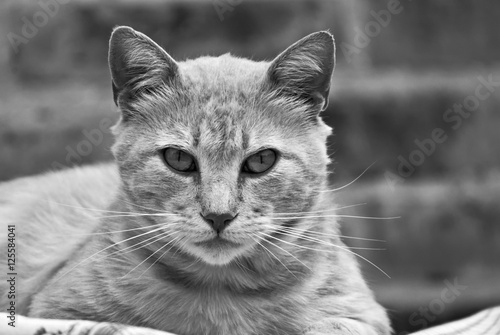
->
[[112, 25, 135, 34], [108, 27, 135, 67], [298, 31, 335, 58], [313, 31, 335, 47], [110, 26, 137, 42], [316, 30, 334, 39]]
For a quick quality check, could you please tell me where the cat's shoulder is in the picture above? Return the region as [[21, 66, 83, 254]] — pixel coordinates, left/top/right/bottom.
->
[[0, 163, 120, 231], [0, 163, 119, 205], [0, 163, 120, 314]]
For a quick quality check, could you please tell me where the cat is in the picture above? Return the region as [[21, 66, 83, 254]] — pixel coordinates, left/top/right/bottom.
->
[[0, 26, 391, 335]]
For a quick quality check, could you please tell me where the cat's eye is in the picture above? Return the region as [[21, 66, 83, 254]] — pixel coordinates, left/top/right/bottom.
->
[[242, 149, 277, 174], [163, 148, 196, 172]]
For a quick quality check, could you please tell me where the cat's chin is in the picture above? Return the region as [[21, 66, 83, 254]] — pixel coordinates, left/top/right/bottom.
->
[[185, 237, 252, 266]]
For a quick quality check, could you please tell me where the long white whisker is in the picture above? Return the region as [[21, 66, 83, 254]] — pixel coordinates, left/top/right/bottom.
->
[[266, 225, 385, 242], [52, 226, 167, 283], [272, 203, 367, 215], [61, 222, 176, 236], [92, 213, 179, 219], [272, 228, 386, 251], [270, 214, 400, 220], [46, 200, 142, 215], [234, 259, 253, 274], [137, 236, 181, 279], [48, 201, 179, 218], [320, 161, 376, 193], [259, 232, 391, 278], [118, 197, 165, 213], [98, 230, 174, 261], [255, 234, 312, 272], [250, 234, 297, 279], [122, 235, 179, 279], [336, 215, 400, 220], [182, 255, 203, 271]]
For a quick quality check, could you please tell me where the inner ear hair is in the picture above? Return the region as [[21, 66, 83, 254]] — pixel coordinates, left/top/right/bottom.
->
[[108, 26, 179, 106], [267, 31, 335, 112]]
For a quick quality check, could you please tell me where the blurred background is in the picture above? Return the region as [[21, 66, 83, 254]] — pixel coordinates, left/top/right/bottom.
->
[[1, 0, 499, 333]]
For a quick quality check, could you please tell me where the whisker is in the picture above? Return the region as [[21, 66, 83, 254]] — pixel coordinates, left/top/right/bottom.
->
[[46, 200, 142, 215], [336, 203, 368, 211], [271, 228, 386, 251], [336, 214, 400, 220], [258, 232, 391, 278], [182, 256, 202, 271], [137, 237, 182, 278], [51, 226, 167, 283], [250, 234, 297, 279], [97, 230, 174, 261], [47, 200, 180, 219], [122, 235, 179, 279], [254, 233, 312, 272], [270, 214, 400, 220], [320, 161, 376, 193], [137, 236, 181, 279], [91, 213, 180, 219], [266, 225, 385, 242], [273, 203, 367, 215], [171, 235, 190, 259], [234, 259, 253, 274], [118, 197, 166, 213], [61, 222, 176, 236]]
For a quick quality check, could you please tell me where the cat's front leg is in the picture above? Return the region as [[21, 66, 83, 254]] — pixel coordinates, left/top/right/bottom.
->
[[303, 317, 390, 335]]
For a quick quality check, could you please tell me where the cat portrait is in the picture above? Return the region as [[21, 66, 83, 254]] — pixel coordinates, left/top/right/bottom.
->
[[1, 1, 499, 335]]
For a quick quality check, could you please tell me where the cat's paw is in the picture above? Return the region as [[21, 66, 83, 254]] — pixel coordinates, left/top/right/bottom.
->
[[303, 317, 390, 335]]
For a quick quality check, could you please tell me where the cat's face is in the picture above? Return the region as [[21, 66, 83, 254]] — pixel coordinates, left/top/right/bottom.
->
[[109, 27, 335, 265]]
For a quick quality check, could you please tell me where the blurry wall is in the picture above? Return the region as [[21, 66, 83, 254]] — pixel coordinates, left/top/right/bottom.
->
[[358, 0, 500, 69]]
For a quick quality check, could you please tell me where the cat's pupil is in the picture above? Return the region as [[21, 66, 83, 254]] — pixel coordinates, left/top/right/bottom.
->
[[163, 148, 195, 172], [244, 149, 277, 174]]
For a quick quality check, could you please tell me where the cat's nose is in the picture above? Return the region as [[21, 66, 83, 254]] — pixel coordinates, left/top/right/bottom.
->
[[201, 212, 237, 234]]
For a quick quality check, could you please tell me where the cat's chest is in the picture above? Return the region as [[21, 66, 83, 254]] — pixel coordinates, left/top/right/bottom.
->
[[130, 282, 307, 335]]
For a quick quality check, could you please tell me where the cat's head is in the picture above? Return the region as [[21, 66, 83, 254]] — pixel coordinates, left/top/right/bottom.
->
[[108, 26, 335, 266]]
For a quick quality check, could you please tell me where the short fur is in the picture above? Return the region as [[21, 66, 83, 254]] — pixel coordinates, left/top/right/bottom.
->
[[0, 27, 391, 335]]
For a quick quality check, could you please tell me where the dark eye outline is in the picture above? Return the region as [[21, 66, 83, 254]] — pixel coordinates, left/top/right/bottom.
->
[[161, 147, 197, 173], [242, 149, 278, 175]]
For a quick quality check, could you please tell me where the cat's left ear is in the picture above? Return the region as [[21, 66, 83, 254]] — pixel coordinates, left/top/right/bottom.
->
[[108, 26, 179, 107], [267, 31, 335, 112]]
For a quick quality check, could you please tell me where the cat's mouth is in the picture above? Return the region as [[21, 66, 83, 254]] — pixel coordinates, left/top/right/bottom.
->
[[194, 236, 240, 249], [186, 235, 254, 265]]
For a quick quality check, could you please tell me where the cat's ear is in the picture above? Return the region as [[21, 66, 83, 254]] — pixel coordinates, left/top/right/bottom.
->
[[267, 31, 335, 112], [108, 26, 178, 106]]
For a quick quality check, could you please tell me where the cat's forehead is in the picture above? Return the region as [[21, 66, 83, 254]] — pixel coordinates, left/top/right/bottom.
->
[[179, 54, 268, 97], [139, 54, 321, 161], [174, 54, 309, 130], [173, 55, 284, 144]]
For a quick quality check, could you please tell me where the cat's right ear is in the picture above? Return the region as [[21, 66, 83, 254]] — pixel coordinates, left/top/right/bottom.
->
[[267, 31, 335, 113], [108, 26, 179, 107]]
